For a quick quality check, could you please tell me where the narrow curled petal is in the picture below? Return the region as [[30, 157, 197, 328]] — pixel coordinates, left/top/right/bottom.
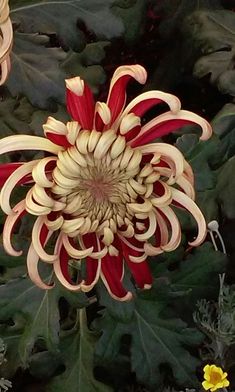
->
[[107, 64, 147, 125], [0, 135, 63, 156], [27, 242, 54, 290], [32, 217, 56, 262], [0, 16, 13, 85], [0, 160, 40, 214], [3, 200, 26, 256], [119, 90, 181, 128], [66, 76, 94, 129], [53, 234, 83, 291], [131, 110, 212, 147], [172, 188, 207, 246], [94, 101, 111, 131], [139, 143, 185, 181]]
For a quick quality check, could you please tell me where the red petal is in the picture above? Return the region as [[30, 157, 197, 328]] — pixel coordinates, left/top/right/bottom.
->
[[130, 97, 164, 118], [85, 257, 99, 285], [39, 223, 49, 246], [131, 119, 194, 147], [66, 83, 94, 130], [126, 260, 153, 289], [101, 253, 130, 299], [107, 65, 147, 125], [0, 163, 23, 186], [46, 133, 71, 148], [121, 125, 141, 142], [59, 244, 73, 284], [121, 237, 153, 288], [107, 75, 130, 124], [82, 232, 97, 250]]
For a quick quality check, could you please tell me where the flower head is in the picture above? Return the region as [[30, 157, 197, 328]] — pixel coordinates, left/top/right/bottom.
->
[[202, 364, 230, 391], [0, 64, 212, 300]]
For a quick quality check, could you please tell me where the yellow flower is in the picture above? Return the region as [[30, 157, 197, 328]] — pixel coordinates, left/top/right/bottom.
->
[[202, 364, 230, 391]]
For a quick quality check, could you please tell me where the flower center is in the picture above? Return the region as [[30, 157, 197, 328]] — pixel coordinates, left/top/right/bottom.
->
[[210, 372, 222, 385], [51, 128, 149, 240]]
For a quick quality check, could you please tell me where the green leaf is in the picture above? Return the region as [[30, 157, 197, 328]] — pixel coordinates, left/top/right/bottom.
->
[[112, 0, 146, 43], [170, 243, 227, 302], [175, 134, 218, 191], [185, 10, 235, 96], [216, 156, 235, 219], [10, 0, 124, 50], [210, 103, 235, 164], [95, 291, 202, 389], [0, 271, 88, 366], [47, 309, 112, 392], [61, 42, 109, 94], [7, 32, 67, 109]]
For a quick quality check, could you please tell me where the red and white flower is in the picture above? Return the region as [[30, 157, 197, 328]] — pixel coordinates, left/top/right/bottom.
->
[[0, 65, 212, 301]]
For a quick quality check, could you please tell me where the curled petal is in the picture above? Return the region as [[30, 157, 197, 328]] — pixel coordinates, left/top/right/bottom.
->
[[120, 235, 147, 264], [119, 113, 141, 135], [157, 206, 182, 251], [0, 57, 11, 86], [107, 64, 147, 125], [121, 90, 181, 119], [53, 234, 83, 291], [32, 217, 56, 262], [138, 143, 185, 181], [43, 116, 67, 136], [3, 200, 26, 256], [62, 234, 93, 258], [32, 157, 56, 188], [171, 188, 207, 246], [151, 181, 172, 207], [66, 121, 81, 145], [135, 210, 157, 241], [27, 242, 54, 290], [43, 116, 71, 147], [80, 233, 108, 259], [94, 101, 111, 131], [26, 188, 52, 216], [66, 76, 94, 130], [0, 160, 39, 214], [81, 258, 101, 292], [93, 130, 116, 159], [0, 135, 63, 156], [0, 18, 13, 85], [131, 110, 212, 147], [128, 199, 153, 213]]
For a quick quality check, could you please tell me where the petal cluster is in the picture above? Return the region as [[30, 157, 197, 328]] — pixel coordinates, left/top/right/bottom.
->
[[0, 0, 13, 85], [202, 364, 230, 392], [0, 64, 212, 300]]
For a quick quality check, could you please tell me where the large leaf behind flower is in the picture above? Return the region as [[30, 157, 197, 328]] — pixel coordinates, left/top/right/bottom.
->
[[10, 0, 124, 50], [0, 270, 88, 367], [47, 309, 112, 392], [6, 36, 109, 109], [95, 290, 202, 389], [6, 33, 67, 109]]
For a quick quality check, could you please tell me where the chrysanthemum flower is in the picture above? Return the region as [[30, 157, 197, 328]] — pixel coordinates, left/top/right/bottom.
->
[[0, 0, 13, 84], [0, 65, 212, 300], [202, 364, 230, 391]]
